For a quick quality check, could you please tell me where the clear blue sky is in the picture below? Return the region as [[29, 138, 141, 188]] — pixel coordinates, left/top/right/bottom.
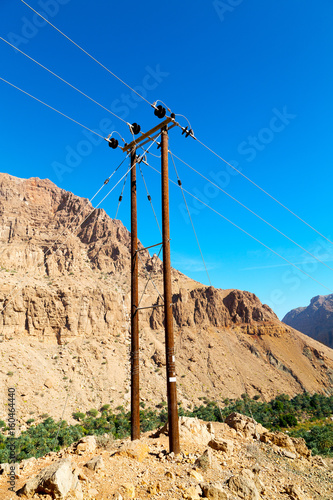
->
[[1, 0, 333, 319]]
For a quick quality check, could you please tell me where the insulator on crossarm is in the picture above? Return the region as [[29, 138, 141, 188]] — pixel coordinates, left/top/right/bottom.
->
[[108, 138, 119, 149], [154, 105, 166, 119], [131, 123, 141, 135]]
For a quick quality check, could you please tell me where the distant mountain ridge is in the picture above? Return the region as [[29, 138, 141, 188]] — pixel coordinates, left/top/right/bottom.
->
[[283, 294, 333, 348]]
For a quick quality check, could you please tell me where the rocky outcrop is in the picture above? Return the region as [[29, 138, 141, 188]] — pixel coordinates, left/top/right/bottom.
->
[[150, 287, 277, 330], [283, 294, 333, 348]]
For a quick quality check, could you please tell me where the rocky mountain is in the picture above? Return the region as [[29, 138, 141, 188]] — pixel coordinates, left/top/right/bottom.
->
[[1, 172, 333, 429], [283, 295, 333, 349]]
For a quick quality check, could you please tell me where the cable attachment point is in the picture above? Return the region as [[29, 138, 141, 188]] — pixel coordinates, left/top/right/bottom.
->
[[108, 138, 119, 149], [104, 179, 110, 185], [130, 122, 141, 135], [156, 142, 161, 150], [147, 195, 151, 201], [154, 104, 166, 119], [177, 179, 182, 186], [181, 126, 194, 138]]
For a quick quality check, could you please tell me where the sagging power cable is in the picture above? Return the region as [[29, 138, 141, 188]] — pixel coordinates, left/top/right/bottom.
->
[[168, 150, 212, 286], [19, 0, 156, 110], [144, 160, 333, 295], [0, 36, 131, 126]]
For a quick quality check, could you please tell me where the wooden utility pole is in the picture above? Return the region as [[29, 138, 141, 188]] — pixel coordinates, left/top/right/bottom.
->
[[161, 126, 180, 454], [113, 116, 180, 452], [130, 147, 140, 441]]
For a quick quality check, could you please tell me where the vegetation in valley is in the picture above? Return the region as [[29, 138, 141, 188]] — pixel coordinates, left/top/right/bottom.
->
[[2, 392, 333, 462]]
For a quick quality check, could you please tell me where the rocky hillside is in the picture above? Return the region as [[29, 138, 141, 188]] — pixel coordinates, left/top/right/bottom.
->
[[283, 295, 333, 348], [1, 414, 332, 500], [2, 172, 333, 428]]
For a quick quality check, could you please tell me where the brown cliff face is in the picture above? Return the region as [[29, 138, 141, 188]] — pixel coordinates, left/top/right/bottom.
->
[[1, 172, 333, 426], [150, 287, 277, 330]]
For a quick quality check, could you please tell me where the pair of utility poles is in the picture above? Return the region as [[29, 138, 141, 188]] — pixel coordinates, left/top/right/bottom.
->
[[115, 118, 180, 454]]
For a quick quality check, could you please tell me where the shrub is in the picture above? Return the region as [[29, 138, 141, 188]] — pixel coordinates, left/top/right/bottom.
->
[[87, 409, 99, 418], [72, 412, 85, 421]]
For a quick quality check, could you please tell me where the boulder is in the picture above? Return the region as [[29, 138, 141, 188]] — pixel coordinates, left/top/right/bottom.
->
[[291, 437, 311, 458], [227, 475, 260, 500], [225, 413, 258, 438], [158, 416, 213, 446], [195, 449, 212, 471], [202, 484, 228, 499], [208, 438, 234, 454], [74, 435, 97, 455], [115, 441, 150, 462], [17, 458, 82, 499], [260, 431, 296, 453], [84, 455, 104, 471]]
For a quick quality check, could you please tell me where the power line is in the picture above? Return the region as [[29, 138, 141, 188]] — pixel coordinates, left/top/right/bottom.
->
[[0, 76, 105, 139], [17, 0, 333, 247], [0, 36, 130, 126], [192, 135, 333, 247], [138, 162, 162, 237], [170, 152, 333, 273], [145, 161, 333, 294], [115, 170, 129, 219], [19, 0, 155, 109], [168, 150, 212, 286]]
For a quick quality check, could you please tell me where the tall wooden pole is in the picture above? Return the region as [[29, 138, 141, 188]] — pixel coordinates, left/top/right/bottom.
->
[[130, 147, 140, 441], [161, 126, 180, 454]]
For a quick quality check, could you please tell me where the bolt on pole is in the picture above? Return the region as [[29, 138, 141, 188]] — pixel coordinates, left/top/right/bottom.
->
[[130, 147, 140, 441], [161, 126, 180, 454]]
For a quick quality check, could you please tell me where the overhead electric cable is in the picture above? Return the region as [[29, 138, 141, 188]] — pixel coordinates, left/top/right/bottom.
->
[[19, 0, 155, 109], [115, 170, 129, 220], [169, 151, 212, 285], [169, 152, 333, 273], [18, 0, 333, 246], [145, 161, 333, 294], [192, 136, 333, 246], [0, 37, 130, 125], [137, 246, 164, 309], [137, 250, 164, 304], [138, 162, 162, 236], [0, 76, 105, 139]]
